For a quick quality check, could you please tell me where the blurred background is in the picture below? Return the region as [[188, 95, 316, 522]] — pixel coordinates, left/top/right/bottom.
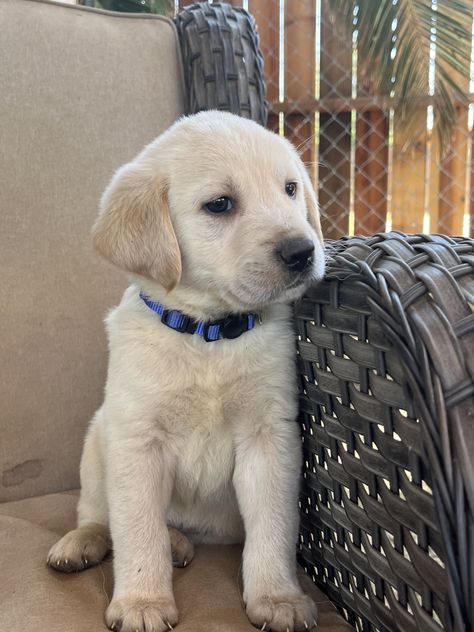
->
[[63, 0, 474, 239]]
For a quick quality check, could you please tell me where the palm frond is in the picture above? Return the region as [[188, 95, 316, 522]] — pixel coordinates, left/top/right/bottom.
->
[[329, 0, 472, 149]]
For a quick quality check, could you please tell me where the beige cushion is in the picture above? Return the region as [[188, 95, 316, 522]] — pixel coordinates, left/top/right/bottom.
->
[[0, 0, 185, 502], [0, 491, 354, 631]]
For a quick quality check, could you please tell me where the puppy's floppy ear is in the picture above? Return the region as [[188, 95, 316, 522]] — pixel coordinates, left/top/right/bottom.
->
[[299, 164, 324, 243], [92, 162, 181, 291]]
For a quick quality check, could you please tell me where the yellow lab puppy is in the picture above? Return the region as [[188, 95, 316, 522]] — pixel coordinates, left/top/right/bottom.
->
[[48, 111, 325, 632]]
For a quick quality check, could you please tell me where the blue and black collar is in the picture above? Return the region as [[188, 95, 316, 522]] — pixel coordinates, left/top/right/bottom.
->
[[139, 292, 261, 342]]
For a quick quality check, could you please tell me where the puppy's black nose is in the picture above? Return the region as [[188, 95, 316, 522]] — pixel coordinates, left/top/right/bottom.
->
[[276, 237, 315, 273]]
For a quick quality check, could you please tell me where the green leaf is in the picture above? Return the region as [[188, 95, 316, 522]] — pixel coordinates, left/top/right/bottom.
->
[[329, 0, 472, 150]]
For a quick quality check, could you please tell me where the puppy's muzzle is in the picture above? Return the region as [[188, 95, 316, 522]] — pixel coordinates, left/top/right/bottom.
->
[[276, 237, 315, 273]]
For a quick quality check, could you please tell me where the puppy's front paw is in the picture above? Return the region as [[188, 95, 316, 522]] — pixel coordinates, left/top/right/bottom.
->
[[246, 593, 317, 632], [106, 596, 178, 632], [47, 523, 110, 573]]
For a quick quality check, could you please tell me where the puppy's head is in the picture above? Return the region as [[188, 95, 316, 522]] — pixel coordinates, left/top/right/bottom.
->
[[93, 111, 325, 312]]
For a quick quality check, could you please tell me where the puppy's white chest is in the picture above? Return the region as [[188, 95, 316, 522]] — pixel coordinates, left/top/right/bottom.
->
[[173, 395, 235, 501]]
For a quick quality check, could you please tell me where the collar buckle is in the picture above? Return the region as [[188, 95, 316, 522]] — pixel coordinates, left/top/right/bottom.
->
[[221, 315, 249, 340]]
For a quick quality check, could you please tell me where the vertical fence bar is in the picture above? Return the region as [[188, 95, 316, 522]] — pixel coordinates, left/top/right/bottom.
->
[[391, 125, 427, 233], [283, 0, 316, 166], [436, 27, 470, 236], [248, 0, 280, 132], [470, 112, 474, 236], [354, 55, 389, 235], [437, 121, 469, 235], [425, 128, 441, 233], [388, 1, 427, 233], [436, 7, 472, 236], [318, 1, 352, 239], [354, 109, 389, 235]]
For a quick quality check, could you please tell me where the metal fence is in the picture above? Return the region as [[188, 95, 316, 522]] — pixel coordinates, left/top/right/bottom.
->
[[178, 0, 474, 239]]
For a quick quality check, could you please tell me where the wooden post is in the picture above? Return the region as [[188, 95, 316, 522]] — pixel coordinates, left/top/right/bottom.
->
[[354, 45, 389, 236], [436, 8, 471, 236], [470, 131, 474, 237], [318, 0, 352, 239], [354, 109, 388, 235], [391, 129, 426, 233], [426, 132, 441, 233], [437, 120, 468, 235], [283, 0, 316, 166], [434, 47, 470, 238], [248, 0, 280, 133]]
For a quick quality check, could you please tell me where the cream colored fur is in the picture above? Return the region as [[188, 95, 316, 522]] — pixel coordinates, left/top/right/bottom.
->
[[47, 111, 325, 632]]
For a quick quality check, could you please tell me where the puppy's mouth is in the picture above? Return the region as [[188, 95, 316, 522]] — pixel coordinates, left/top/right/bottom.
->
[[284, 275, 308, 291], [225, 267, 319, 310], [273, 270, 315, 301]]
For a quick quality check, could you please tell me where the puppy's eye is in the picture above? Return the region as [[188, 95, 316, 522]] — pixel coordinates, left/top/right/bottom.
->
[[285, 182, 297, 198], [205, 196, 233, 214]]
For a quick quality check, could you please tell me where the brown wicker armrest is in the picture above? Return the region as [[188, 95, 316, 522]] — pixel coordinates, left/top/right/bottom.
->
[[295, 233, 474, 632]]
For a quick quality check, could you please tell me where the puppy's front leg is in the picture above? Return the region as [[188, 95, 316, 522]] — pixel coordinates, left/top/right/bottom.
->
[[233, 418, 317, 632], [106, 436, 177, 632]]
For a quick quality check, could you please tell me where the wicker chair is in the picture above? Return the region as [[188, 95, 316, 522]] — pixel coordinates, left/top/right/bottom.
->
[[295, 234, 474, 632], [179, 6, 474, 631]]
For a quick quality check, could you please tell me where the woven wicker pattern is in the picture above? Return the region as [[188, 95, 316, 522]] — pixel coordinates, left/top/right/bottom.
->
[[175, 2, 267, 124], [295, 233, 474, 632]]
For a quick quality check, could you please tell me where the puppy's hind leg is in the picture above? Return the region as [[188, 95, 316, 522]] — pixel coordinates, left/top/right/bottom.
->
[[47, 408, 111, 573], [168, 527, 194, 568]]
